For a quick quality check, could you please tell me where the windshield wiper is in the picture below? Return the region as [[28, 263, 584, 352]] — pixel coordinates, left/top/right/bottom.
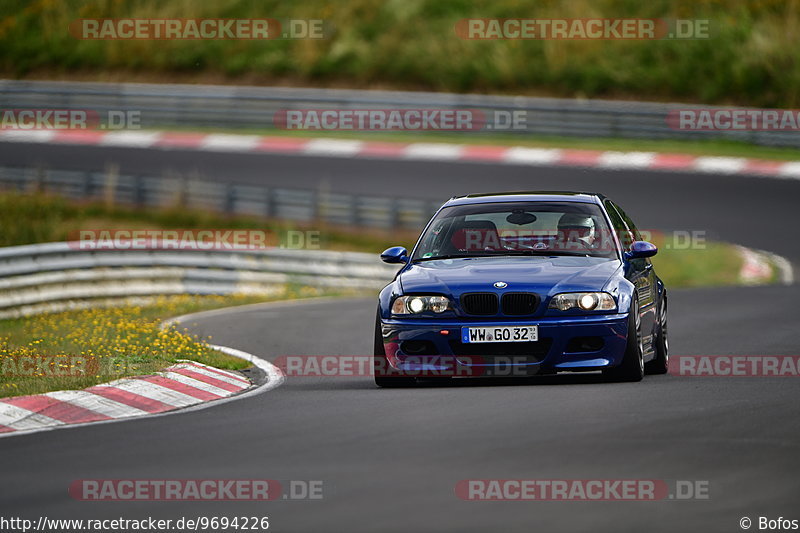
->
[[412, 254, 488, 262], [499, 249, 594, 257], [413, 249, 606, 262]]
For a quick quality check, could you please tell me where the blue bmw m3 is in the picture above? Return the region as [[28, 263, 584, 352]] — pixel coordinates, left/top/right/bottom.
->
[[374, 192, 668, 386]]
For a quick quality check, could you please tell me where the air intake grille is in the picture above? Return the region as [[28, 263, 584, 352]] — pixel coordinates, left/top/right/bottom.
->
[[460, 293, 499, 315], [501, 293, 539, 315], [449, 338, 552, 362]]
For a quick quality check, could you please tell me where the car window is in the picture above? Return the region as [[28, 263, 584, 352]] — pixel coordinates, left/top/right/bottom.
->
[[416, 216, 455, 256], [604, 200, 635, 252], [412, 201, 618, 260], [611, 202, 643, 241], [464, 211, 564, 236]]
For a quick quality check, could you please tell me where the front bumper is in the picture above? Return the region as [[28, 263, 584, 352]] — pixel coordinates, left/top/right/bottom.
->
[[380, 313, 628, 376]]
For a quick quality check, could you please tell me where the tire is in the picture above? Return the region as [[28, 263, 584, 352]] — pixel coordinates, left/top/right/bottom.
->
[[645, 296, 669, 375], [374, 309, 415, 388], [604, 296, 644, 383]]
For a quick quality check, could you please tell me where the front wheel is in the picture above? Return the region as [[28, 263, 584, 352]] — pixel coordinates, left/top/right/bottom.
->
[[374, 310, 415, 388], [645, 296, 669, 375], [604, 296, 644, 383]]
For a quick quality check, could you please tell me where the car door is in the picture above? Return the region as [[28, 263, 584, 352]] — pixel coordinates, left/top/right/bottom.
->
[[605, 200, 657, 355]]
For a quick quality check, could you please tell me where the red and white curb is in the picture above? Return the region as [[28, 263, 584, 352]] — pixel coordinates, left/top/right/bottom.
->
[[0, 350, 284, 438], [737, 246, 795, 286], [2, 129, 800, 178]]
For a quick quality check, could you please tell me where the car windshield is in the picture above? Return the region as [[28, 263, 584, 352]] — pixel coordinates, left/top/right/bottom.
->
[[412, 201, 618, 261]]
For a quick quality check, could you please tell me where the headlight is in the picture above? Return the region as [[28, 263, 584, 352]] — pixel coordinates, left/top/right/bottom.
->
[[392, 295, 451, 315], [549, 292, 616, 312]]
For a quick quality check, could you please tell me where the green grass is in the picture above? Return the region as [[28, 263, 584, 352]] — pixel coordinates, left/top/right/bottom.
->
[[1, 0, 799, 108], [0, 190, 420, 251], [652, 240, 745, 289], [0, 288, 355, 398]]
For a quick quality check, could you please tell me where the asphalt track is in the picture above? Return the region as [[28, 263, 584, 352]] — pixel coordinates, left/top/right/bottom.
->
[[0, 142, 798, 532], [1, 141, 799, 265]]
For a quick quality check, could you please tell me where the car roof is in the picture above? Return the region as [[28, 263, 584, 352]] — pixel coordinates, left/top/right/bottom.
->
[[444, 191, 605, 207]]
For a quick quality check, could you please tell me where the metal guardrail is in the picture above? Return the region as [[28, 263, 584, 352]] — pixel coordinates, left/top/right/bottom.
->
[[0, 241, 399, 318], [0, 165, 443, 230], [1, 80, 796, 148]]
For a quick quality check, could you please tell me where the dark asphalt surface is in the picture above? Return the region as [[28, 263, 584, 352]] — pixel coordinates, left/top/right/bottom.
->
[[1, 142, 799, 265], [0, 143, 798, 532]]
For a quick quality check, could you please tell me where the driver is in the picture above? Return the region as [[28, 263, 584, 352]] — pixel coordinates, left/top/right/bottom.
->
[[556, 213, 596, 249]]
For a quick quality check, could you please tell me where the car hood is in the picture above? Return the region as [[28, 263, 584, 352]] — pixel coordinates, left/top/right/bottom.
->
[[399, 256, 621, 296]]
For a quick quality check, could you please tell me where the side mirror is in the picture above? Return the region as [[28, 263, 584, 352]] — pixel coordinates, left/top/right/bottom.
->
[[380, 246, 409, 264], [624, 241, 658, 260]]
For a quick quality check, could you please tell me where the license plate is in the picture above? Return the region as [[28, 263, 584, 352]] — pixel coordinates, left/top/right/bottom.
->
[[461, 325, 538, 343]]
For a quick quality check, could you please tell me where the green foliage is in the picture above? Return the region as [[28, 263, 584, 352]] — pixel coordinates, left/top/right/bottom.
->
[[0, 0, 797, 106]]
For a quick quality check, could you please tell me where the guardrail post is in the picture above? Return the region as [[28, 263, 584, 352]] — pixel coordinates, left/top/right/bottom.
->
[[83, 170, 93, 198], [224, 183, 235, 215], [176, 176, 187, 209], [350, 194, 360, 227], [265, 188, 274, 218], [33, 166, 45, 194], [389, 201, 399, 230], [310, 189, 319, 221], [104, 163, 118, 209], [134, 175, 146, 207]]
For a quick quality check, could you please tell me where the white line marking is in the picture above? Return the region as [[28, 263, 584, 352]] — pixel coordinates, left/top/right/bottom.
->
[[96, 379, 201, 408], [754, 249, 795, 286], [0, 129, 56, 143], [502, 147, 562, 165], [736, 246, 773, 286], [45, 390, 149, 418], [597, 151, 656, 169], [200, 134, 262, 152], [404, 143, 464, 160], [162, 296, 340, 328], [777, 162, 800, 179], [159, 371, 233, 397], [693, 156, 748, 174], [210, 344, 285, 392], [99, 131, 161, 148], [178, 359, 251, 383], [0, 402, 63, 431], [175, 363, 250, 387], [303, 139, 364, 156], [192, 360, 250, 382]]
